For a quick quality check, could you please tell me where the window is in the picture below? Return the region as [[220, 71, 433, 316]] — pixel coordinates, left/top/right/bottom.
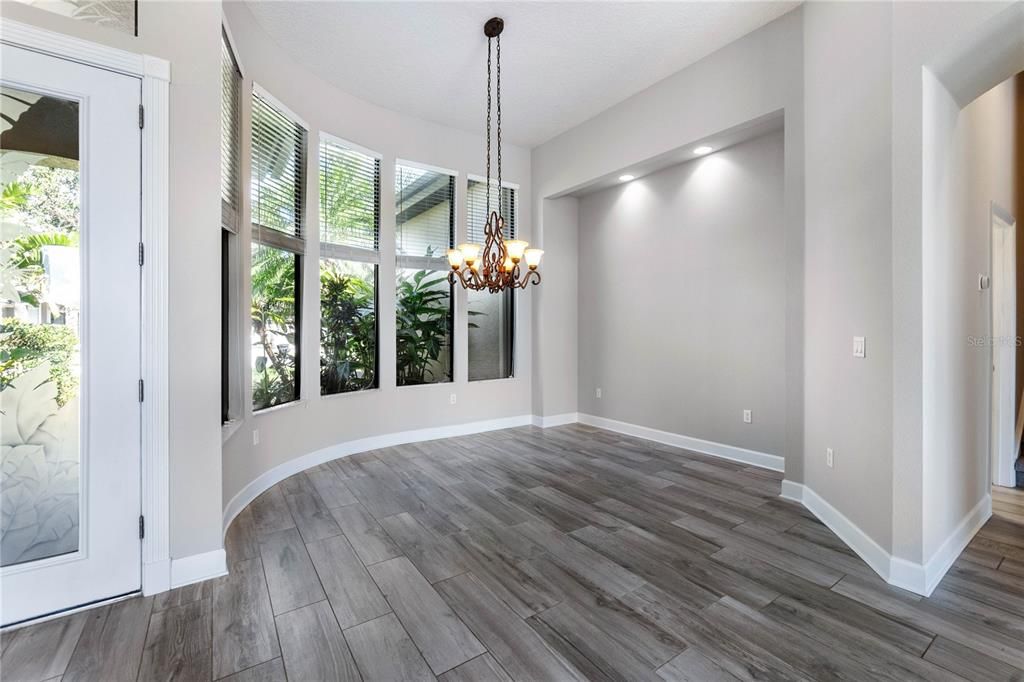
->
[[395, 163, 455, 386], [251, 87, 306, 410], [319, 136, 380, 395], [466, 179, 516, 381], [220, 31, 242, 423]]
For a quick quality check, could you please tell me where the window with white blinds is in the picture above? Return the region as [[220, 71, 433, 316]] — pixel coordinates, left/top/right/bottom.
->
[[395, 164, 455, 266], [319, 137, 380, 258], [220, 32, 241, 233], [251, 89, 306, 243], [467, 179, 516, 243], [250, 85, 305, 411], [467, 178, 517, 381]]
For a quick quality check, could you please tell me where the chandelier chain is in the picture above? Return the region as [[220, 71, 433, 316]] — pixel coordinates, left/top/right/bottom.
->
[[485, 34, 492, 218], [496, 32, 502, 200]]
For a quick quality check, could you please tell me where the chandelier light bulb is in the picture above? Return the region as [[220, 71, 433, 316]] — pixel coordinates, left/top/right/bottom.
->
[[447, 248, 464, 269], [505, 240, 529, 262], [524, 248, 544, 269], [458, 243, 481, 264]]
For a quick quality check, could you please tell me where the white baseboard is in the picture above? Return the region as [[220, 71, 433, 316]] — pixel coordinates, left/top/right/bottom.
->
[[577, 413, 784, 472], [170, 549, 227, 589], [779, 479, 804, 502], [532, 412, 579, 428], [142, 559, 171, 596], [779, 480, 991, 597], [223, 414, 537, 534]]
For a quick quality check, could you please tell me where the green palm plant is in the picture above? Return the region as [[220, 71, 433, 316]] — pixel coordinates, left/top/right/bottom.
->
[[395, 269, 452, 385], [250, 245, 297, 409], [320, 264, 376, 394]]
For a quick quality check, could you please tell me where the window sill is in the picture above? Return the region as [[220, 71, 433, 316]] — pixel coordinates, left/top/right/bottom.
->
[[321, 387, 382, 401], [396, 381, 455, 390], [468, 375, 517, 385], [222, 419, 244, 443], [253, 399, 307, 417]]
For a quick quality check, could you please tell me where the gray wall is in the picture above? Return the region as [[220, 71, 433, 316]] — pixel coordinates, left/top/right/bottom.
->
[[531, 196, 579, 417], [921, 70, 1018, 558], [802, 1, 895, 550], [1, 1, 225, 560], [532, 8, 804, 469], [576, 132, 786, 456]]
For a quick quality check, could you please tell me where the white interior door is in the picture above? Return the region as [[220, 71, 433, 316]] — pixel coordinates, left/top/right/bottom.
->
[[1, 44, 142, 626], [991, 202, 1017, 488]]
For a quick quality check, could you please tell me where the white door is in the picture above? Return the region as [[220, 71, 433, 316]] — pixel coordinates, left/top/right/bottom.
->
[[991, 202, 1017, 488], [1, 45, 142, 626]]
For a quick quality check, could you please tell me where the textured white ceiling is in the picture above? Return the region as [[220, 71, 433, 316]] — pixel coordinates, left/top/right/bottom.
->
[[243, 1, 800, 147]]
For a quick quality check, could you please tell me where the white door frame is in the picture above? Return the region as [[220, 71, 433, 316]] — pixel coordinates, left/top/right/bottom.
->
[[991, 201, 1018, 488], [0, 19, 171, 595]]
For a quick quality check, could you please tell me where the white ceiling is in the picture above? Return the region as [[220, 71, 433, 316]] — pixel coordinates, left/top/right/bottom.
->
[[243, 2, 799, 148]]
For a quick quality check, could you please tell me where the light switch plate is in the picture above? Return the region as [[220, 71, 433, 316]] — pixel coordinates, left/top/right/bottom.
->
[[853, 336, 866, 358], [743, 409, 752, 424]]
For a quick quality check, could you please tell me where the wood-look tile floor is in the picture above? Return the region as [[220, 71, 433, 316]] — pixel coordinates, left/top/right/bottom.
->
[[4, 424, 1024, 681]]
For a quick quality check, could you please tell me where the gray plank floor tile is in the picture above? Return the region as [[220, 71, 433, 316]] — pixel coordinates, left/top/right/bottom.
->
[[306, 534, 391, 629], [276, 600, 361, 682], [62, 596, 153, 682], [331, 503, 403, 565], [437, 654, 513, 682], [0, 610, 89, 682], [217, 658, 286, 682], [259, 527, 326, 615], [211, 557, 280, 679], [435, 571, 586, 682], [367, 556, 484, 675], [138, 599, 211, 681], [344, 612, 436, 681]]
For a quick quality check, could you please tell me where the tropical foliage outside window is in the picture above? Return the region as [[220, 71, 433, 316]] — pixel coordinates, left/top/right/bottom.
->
[[395, 164, 454, 385], [251, 88, 305, 410], [319, 138, 379, 395]]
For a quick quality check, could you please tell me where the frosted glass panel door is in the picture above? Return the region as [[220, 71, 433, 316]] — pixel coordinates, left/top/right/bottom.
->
[[1, 44, 141, 626]]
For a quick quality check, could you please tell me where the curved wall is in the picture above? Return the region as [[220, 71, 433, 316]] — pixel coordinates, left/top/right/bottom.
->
[[221, 3, 534, 522]]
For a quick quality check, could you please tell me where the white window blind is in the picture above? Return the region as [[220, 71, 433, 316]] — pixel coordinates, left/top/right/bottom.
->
[[251, 89, 306, 243], [220, 32, 242, 233], [467, 179, 516, 244], [395, 164, 454, 267], [320, 138, 380, 260]]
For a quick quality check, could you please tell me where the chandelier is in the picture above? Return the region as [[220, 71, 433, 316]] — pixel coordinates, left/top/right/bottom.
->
[[447, 17, 543, 292]]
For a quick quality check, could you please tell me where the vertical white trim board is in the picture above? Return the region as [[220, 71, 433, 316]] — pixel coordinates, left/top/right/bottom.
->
[[1, 19, 172, 597]]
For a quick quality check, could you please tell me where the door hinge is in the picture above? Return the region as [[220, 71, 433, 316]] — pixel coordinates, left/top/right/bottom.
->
[[139, 515, 145, 539], [138, 104, 144, 129], [139, 378, 144, 402], [139, 242, 144, 266]]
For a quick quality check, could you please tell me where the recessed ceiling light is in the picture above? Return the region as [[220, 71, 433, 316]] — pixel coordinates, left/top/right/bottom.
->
[[618, 174, 635, 182], [693, 146, 714, 155]]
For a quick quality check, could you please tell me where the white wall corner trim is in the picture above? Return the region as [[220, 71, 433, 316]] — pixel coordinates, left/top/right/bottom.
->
[[0, 19, 173, 598], [894, 493, 992, 596], [779, 483, 992, 597], [779, 479, 804, 502], [170, 550, 227, 589], [532, 413, 579, 428], [577, 413, 785, 472], [223, 415, 534, 534]]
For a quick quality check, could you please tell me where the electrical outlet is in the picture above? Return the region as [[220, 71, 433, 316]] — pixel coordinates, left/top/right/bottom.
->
[[826, 447, 834, 468], [743, 409, 752, 424], [449, 393, 457, 405], [253, 429, 260, 445], [596, 388, 602, 399]]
